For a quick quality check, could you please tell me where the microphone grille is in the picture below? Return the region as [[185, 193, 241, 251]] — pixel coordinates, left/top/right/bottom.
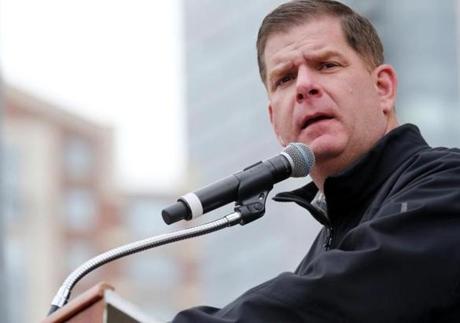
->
[[283, 143, 315, 177]]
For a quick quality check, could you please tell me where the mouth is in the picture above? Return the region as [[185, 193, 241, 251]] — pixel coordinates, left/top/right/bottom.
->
[[301, 114, 334, 129]]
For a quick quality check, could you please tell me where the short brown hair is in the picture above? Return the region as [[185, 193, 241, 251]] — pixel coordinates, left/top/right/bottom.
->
[[256, 0, 384, 84]]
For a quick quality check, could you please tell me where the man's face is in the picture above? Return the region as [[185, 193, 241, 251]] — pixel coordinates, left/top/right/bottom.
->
[[264, 16, 395, 171]]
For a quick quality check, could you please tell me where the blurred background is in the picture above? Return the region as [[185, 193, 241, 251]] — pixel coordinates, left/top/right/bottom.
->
[[1, 0, 459, 322]]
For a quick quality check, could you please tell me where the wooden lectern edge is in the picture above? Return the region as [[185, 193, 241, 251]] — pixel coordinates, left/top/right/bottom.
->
[[41, 282, 115, 323]]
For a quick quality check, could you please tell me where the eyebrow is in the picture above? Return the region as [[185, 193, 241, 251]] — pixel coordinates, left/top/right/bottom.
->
[[267, 50, 346, 85], [268, 62, 294, 86]]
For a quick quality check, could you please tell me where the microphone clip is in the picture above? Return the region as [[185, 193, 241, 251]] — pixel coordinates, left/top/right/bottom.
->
[[234, 190, 270, 225]]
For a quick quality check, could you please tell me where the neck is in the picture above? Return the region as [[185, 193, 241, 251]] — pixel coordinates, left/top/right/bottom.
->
[[310, 159, 343, 192], [312, 118, 400, 192]]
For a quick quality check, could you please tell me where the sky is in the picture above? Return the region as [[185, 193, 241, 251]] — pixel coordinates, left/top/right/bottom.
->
[[1, 0, 186, 193]]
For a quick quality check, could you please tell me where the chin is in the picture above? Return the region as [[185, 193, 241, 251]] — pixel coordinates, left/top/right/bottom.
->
[[309, 138, 346, 162]]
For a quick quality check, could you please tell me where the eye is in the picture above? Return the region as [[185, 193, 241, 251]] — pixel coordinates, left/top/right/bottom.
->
[[275, 73, 296, 88], [319, 62, 339, 71]]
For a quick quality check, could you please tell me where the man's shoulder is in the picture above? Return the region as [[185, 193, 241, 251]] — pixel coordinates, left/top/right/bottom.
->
[[428, 145, 460, 154], [368, 144, 460, 220], [412, 145, 460, 169], [393, 144, 460, 191]]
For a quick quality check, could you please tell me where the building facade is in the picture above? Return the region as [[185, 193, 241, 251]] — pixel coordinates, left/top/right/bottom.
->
[[2, 86, 200, 322], [2, 86, 120, 322]]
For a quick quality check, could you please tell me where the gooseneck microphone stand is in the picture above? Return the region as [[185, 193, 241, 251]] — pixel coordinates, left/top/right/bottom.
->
[[46, 189, 270, 316]]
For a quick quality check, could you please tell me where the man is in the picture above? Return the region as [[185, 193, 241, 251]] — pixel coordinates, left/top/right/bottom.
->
[[173, 1, 460, 321]]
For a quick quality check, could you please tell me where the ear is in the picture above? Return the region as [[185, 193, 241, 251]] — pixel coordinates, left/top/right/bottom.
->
[[373, 64, 398, 115]]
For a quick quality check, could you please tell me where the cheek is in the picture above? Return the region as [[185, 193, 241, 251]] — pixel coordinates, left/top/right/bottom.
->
[[270, 102, 297, 144], [270, 96, 292, 126], [350, 96, 387, 139], [270, 84, 302, 133], [271, 107, 290, 135]]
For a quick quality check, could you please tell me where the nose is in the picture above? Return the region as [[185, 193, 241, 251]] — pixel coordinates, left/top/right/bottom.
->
[[296, 65, 321, 103]]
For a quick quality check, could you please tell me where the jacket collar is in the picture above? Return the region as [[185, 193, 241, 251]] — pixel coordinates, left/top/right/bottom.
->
[[273, 124, 430, 225]]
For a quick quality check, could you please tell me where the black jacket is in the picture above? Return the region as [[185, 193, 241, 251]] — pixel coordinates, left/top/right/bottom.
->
[[172, 124, 460, 322]]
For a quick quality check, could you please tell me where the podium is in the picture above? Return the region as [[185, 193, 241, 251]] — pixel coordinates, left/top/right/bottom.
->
[[42, 282, 163, 323]]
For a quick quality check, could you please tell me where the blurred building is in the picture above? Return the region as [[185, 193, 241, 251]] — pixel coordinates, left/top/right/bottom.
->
[[2, 85, 202, 322], [182, 0, 460, 311], [2, 86, 120, 322], [0, 77, 7, 323]]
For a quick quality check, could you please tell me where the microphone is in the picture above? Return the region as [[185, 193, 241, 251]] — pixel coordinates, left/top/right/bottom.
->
[[162, 143, 315, 225]]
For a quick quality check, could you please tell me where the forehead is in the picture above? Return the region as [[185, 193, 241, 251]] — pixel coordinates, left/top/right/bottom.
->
[[264, 16, 353, 70]]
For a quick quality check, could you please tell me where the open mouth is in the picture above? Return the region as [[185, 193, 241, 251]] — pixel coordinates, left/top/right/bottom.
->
[[302, 115, 334, 129]]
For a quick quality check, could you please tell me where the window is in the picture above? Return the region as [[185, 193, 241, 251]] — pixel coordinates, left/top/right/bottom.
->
[[63, 136, 94, 180], [1, 144, 22, 223], [63, 188, 97, 230]]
